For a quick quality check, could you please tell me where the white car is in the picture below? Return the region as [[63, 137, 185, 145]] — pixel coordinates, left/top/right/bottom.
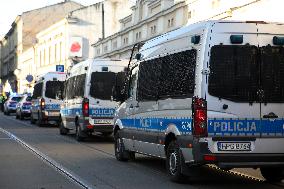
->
[[4, 95, 23, 115], [16, 94, 32, 120]]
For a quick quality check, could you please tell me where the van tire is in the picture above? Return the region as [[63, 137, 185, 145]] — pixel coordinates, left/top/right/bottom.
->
[[166, 140, 187, 183], [114, 130, 134, 161], [20, 112, 24, 120], [36, 113, 43, 127], [59, 120, 68, 135], [75, 122, 84, 142], [260, 167, 284, 182], [30, 114, 36, 124]]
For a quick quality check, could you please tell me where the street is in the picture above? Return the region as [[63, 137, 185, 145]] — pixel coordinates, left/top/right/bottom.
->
[[0, 113, 283, 189]]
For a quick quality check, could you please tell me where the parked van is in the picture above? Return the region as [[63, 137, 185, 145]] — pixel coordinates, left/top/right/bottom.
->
[[31, 72, 66, 126], [59, 59, 128, 141], [113, 21, 284, 182]]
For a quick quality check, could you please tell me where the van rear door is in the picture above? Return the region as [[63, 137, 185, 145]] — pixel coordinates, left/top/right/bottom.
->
[[258, 24, 284, 138]]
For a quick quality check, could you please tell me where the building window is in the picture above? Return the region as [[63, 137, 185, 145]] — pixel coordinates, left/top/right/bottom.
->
[[54, 44, 57, 63], [59, 42, 62, 62], [135, 31, 142, 41], [104, 45, 108, 53], [168, 18, 175, 28], [188, 11, 192, 19], [151, 25, 157, 35], [44, 49, 46, 66], [97, 48, 101, 55], [112, 41, 117, 49], [49, 46, 51, 65], [212, 0, 220, 9], [123, 37, 129, 45]]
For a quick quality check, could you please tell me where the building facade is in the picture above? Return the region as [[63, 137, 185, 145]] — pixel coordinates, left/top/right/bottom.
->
[[93, 0, 188, 59], [0, 1, 83, 93], [93, 0, 284, 59], [33, 0, 133, 78]]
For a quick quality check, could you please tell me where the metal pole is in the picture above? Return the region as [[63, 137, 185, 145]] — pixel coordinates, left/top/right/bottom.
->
[[102, 2, 105, 39]]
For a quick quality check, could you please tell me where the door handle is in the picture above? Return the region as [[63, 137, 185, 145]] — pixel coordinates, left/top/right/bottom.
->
[[263, 112, 278, 119]]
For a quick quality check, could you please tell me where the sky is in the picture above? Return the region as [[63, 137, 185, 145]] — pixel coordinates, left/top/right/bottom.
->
[[0, 0, 120, 38]]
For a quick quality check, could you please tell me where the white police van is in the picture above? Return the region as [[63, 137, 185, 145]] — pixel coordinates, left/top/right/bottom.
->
[[113, 21, 284, 182], [31, 72, 66, 126], [59, 59, 128, 141]]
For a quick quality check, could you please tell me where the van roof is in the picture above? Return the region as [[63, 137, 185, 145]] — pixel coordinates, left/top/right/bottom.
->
[[140, 20, 284, 53], [71, 58, 128, 70], [35, 72, 67, 82]]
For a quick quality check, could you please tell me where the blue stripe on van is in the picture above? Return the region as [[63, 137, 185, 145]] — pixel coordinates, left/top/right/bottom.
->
[[120, 118, 284, 136], [60, 108, 115, 117], [121, 118, 192, 134], [208, 119, 284, 136]]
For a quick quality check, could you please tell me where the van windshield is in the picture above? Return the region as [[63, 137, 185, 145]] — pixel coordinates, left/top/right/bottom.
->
[[90, 72, 116, 100], [45, 81, 64, 100], [209, 45, 284, 103]]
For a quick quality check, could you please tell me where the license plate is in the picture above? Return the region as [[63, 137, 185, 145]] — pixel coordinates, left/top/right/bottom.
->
[[48, 112, 59, 116], [217, 142, 251, 151], [92, 119, 113, 125]]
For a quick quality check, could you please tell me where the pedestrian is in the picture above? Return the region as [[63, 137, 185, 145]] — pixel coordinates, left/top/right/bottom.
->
[[0, 95, 3, 112]]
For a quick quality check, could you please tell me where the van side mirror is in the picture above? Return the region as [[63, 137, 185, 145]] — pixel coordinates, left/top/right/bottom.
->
[[135, 53, 142, 60]]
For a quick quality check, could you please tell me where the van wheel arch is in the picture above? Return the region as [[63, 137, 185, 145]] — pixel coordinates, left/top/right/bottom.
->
[[113, 125, 120, 136], [164, 133, 177, 156]]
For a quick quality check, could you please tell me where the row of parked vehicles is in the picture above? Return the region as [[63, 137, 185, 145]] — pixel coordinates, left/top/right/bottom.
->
[[3, 20, 284, 183]]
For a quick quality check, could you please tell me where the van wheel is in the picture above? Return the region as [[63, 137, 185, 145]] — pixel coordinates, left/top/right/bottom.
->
[[59, 120, 68, 135], [75, 122, 84, 142], [114, 130, 135, 161], [20, 112, 24, 120], [16, 113, 19, 119], [30, 114, 35, 124], [261, 167, 284, 182], [166, 140, 187, 182]]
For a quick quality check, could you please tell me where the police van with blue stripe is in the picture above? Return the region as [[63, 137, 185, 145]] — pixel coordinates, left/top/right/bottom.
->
[[112, 20, 284, 182], [59, 59, 128, 141], [31, 72, 66, 126]]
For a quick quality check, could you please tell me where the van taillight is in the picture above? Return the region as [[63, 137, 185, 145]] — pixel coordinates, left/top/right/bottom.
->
[[82, 98, 89, 117], [192, 97, 207, 137], [40, 99, 45, 110]]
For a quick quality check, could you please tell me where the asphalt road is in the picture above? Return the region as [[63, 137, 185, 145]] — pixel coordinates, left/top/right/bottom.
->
[[0, 113, 283, 189]]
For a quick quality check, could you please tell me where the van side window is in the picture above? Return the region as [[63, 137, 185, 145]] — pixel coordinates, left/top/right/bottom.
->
[[74, 74, 86, 97], [137, 49, 197, 101], [128, 69, 138, 98], [32, 82, 43, 99], [66, 74, 86, 99]]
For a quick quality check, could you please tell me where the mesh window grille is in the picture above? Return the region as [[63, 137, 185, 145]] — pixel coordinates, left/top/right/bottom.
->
[[32, 82, 43, 99], [137, 49, 197, 101]]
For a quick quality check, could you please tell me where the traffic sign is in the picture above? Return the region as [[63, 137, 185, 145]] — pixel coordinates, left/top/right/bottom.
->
[[56, 65, 64, 72], [26, 75, 33, 83]]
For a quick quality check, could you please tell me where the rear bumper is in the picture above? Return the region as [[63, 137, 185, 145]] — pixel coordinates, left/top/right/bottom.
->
[[190, 139, 284, 168], [42, 110, 60, 121], [82, 124, 113, 133], [204, 153, 284, 168]]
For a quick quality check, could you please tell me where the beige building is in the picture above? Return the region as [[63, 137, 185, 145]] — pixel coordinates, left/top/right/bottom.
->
[[0, 1, 83, 93], [93, 0, 188, 59], [34, 0, 133, 77], [93, 0, 284, 59]]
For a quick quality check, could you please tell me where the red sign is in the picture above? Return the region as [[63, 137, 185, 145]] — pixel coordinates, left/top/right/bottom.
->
[[70, 42, 81, 52]]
